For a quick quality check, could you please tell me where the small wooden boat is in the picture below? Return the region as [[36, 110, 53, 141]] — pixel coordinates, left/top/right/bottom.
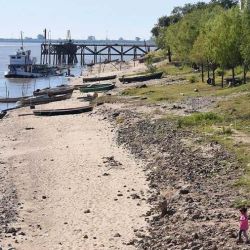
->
[[0, 111, 7, 119], [80, 83, 115, 93], [17, 93, 72, 106], [0, 96, 31, 103], [33, 86, 74, 96], [119, 72, 163, 83], [82, 74, 117, 82], [33, 106, 93, 116]]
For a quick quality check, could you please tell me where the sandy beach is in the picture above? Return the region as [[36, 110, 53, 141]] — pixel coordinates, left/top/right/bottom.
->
[[0, 104, 150, 250], [0, 61, 152, 250]]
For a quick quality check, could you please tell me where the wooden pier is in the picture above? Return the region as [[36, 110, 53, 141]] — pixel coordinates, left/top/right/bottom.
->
[[40, 42, 157, 65]]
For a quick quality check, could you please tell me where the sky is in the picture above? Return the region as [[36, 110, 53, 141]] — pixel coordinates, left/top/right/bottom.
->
[[0, 0, 210, 40]]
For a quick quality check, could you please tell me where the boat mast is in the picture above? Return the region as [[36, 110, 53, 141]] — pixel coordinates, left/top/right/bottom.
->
[[20, 31, 24, 50]]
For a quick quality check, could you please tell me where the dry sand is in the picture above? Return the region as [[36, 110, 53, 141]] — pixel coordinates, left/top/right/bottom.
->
[[0, 62, 151, 250]]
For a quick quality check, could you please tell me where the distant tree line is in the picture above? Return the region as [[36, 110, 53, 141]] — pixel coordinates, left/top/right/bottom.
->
[[152, 0, 250, 86]]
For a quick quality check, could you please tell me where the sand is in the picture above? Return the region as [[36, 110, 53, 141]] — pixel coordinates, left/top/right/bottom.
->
[[0, 62, 151, 250]]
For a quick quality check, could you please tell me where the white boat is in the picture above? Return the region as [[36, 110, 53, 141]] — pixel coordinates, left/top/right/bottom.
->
[[4, 48, 44, 78]]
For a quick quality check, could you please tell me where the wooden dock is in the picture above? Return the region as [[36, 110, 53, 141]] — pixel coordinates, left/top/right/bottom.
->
[[40, 41, 157, 65]]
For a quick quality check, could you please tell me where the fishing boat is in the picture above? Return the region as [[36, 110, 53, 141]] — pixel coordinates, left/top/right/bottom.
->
[[0, 96, 31, 103], [0, 111, 7, 119], [17, 93, 72, 106], [4, 33, 58, 78], [82, 74, 117, 82], [33, 106, 93, 116], [79, 83, 115, 93], [119, 71, 163, 83], [33, 86, 74, 96]]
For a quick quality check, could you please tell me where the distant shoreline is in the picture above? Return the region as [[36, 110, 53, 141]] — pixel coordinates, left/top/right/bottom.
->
[[0, 38, 154, 45]]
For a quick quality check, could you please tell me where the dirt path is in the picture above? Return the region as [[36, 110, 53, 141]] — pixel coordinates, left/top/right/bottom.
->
[[0, 107, 149, 250]]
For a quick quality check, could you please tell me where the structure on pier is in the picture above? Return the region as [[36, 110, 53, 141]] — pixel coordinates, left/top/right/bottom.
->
[[40, 42, 158, 65]]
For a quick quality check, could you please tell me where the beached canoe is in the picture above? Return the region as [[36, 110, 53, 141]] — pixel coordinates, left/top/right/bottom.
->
[[0, 111, 7, 119], [33, 86, 74, 96], [79, 83, 115, 93], [17, 93, 72, 106], [82, 75, 117, 82], [0, 96, 31, 103], [119, 72, 163, 83], [33, 106, 93, 116]]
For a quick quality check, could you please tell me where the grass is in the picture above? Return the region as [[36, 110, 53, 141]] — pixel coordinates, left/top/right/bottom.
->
[[121, 80, 250, 104], [177, 112, 223, 128]]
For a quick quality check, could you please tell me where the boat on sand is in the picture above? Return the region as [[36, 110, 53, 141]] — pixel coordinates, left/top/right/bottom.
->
[[33, 106, 93, 116], [33, 86, 74, 96], [0, 111, 7, 119], [17, 93, 72, 106], [79, 83, 115, 93], [119, 71, 163, 83], [82, 74, 117, 82]]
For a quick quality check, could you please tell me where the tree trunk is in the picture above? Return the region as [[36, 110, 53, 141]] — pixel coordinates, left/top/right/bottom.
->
[[212, 68, 216, 86], [207, 63, 210, 79], [243, 64, 247, 84], [232, 67, 235, 86], [221, 70, 224, 88], [167, 47, 172, 62], [201, 63, 204, 83]]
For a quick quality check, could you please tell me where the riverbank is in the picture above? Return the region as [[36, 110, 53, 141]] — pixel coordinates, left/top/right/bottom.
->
[[0, 59, 249, 249]]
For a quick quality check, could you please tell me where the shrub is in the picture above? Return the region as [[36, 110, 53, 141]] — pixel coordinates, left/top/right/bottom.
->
[[189, 75, 198, 83]]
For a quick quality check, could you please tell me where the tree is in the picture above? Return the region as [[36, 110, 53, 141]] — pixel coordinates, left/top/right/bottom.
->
[[240, 8, 250, 83], [209, 8, 242, 86]]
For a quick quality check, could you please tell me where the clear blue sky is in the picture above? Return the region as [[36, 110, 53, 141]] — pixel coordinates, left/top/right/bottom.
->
[[1, 0, 210, 40]]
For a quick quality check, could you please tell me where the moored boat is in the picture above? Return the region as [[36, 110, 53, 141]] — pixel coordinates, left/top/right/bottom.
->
[[119, 71, 163, 83], [82, 74, 117, 82], [0, 96, 31, 103], [33, 106, 93, 116], [17, 93, 72, 106], [79, 83, 115, 93], [33, 86, 74, 96], [0, 111, 7, 119]]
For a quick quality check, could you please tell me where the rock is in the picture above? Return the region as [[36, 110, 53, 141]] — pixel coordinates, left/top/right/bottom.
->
[[25, 127, 34, 130], [131, 194, 140, 199], [83, 235, 88, 239], [6, 228, 17, 234], [112, 112, 120, 118], [114, 233, 121, 237], [179, 188, 190, 195], [42, 195, 47, 199], [192, 232, 199, 240], [194, 88, 199, 92], [84, 209, 91, 214]]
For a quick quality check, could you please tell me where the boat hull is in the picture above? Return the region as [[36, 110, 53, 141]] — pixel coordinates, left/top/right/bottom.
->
[[80, 83, 115, 93], [33, 86, 74, 96], [0, 111, 7, 119], [82, 75, 117, 82], [33, 106, 93, 116], [119, 72, 163, 83], [17, 93, 72, 106]]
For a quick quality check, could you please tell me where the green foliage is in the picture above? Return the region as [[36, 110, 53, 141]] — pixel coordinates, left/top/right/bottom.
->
[[155, 2, 250, 82], [177, 112, 223, 127], [189, 75, 198, 83]]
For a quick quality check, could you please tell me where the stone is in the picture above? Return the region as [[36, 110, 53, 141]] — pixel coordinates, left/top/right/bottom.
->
[[84, 209, 91, 214], [114, 233, 121, 237]]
